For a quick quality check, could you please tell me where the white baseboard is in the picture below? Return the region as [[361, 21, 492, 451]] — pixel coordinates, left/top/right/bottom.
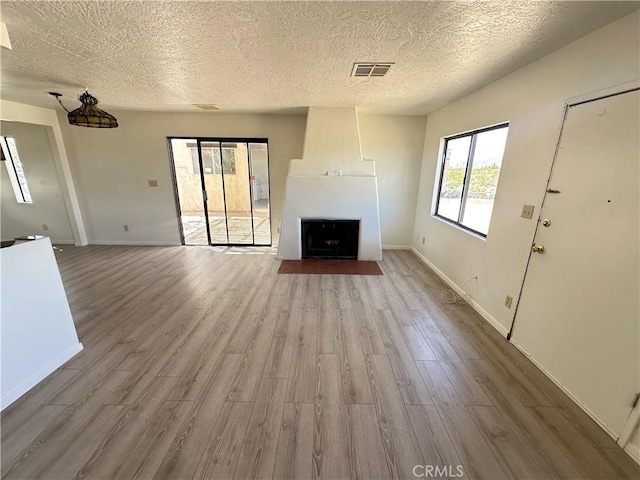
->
[[1, 342, 83, 411], [410, 247, 509, 337], [625, 442, 640, 465], [89, 240, 182, 246], [382, 245, 412, 250]]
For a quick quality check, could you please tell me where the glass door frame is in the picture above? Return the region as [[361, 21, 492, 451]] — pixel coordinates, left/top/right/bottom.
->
[[167, 136, 272, 247]]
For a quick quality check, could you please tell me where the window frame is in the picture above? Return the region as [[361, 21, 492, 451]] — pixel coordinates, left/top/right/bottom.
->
[[434, 122, 509, 237], [1, 135, 33, 204]]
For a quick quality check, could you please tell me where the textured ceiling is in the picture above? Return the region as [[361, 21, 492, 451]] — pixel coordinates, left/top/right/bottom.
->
[[0, 1, 637, 115]]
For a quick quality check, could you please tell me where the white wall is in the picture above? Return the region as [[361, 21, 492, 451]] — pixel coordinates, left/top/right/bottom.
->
[[359, 114, 426, 247], [412, 11, 640, 333], [1, 237, 82, 409], [1, 121, 75, 243], [58, 111, 306, 245]]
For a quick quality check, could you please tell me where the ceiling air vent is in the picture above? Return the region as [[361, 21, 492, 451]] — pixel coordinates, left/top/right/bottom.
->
[[352, 62, 394, 78]]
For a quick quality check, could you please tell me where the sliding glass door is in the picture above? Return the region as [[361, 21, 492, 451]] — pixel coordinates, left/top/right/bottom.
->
[[168, 137, 271, 246]]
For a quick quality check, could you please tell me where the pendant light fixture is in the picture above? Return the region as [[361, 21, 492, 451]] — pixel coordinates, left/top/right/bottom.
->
[[49, 90, 118, 128]]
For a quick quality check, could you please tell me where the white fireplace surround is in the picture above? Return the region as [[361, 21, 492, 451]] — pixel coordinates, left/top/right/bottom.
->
[[277, 107, 383, 261]]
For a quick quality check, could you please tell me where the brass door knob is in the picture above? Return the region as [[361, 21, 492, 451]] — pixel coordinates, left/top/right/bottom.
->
[[532, 244, 545, 254], [542, 218, 551, 227]]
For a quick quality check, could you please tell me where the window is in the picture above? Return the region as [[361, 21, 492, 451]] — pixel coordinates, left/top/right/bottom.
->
[[1, 136, 32, 203], [435, 124, 509, 236], [188, 144, 236, 175]]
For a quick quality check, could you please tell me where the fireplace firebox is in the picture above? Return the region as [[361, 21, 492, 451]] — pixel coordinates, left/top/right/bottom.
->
[[301, 219, 359, 259]]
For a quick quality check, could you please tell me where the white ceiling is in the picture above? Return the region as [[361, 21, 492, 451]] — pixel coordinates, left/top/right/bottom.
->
[[0, 1, 637, 115]]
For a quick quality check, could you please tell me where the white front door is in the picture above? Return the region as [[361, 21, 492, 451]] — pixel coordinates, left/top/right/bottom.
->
[[511, 88, 640, 439]]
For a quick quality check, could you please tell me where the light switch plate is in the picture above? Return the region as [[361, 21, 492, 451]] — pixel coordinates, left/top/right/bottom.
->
[[148, 180, 158, 187], [521, 204, 535, 219]]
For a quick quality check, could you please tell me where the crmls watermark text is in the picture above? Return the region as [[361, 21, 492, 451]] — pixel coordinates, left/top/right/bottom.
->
[[413, 464, 465, 478]]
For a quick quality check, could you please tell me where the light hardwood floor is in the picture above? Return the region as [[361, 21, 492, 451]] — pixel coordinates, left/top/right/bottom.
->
[[2, 246, 637, 480]]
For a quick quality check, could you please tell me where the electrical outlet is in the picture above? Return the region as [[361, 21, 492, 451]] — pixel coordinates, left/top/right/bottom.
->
[[148, 180, 158, 187], [42, 224, 49, 231], [504, 295, 513, 309], [521, 204, 535, 219], [422, 237, 425, 244], [123, 225, 129, 232]]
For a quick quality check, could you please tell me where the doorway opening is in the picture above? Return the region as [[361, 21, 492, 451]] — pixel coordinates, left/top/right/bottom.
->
[[168, 137, 272, 246]]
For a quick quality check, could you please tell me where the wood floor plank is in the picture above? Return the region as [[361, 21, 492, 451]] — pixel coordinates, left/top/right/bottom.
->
[[415, 361, 464, 407], [263, 309, 298, 379], [331, 275, 355, 309], [400, 324, 438, 361], [440, 359, 493, 406], [318, 289, 340, 354], [348, 404, 391, 480], [227, 307, 280, 401], [468, 405, 544, 479], [194, 401, 253, 479], [33, 404, 127, 480], [225, 287, 271, 354], [373, 309, 433, 405], [464, 358, 581, 479], [273, 403, 314, 480], [285, 309, 318, 403], [456, 322, 553, 408], [105, 307, 209, 405], [528, 406, 620, 480], [337, 308, 374, 404], [158, 299, 233, 376], [381, 270, 423, 312], [598, 448, 640, 480], [366, 354, 424, 479], [477, 325, 614, 448], [2, 370, 130, 479], [233, 378, 287, 480], [71, 376, 180, 479], [362, 276, 389, 310], [410, 310, 461, 362], [114, 400, 194, 480], [407, 404, 466, 479], [1, 369, 78, 439], [313, 354, 353, 479], [348, 288, 386, 355], [165, 304, 238, 402], [0, 405, 66, 471], [301, 274, 321, 310], [436, 404, 509, 480], [265, 273, 292, 310], [154, 354, 243, 479]]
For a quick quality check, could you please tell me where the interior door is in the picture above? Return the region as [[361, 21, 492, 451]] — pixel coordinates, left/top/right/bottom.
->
[[511, 89, 639, 439]]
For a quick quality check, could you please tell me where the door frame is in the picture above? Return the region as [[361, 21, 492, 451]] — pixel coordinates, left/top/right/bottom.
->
[[166, 136, 272, 247]]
